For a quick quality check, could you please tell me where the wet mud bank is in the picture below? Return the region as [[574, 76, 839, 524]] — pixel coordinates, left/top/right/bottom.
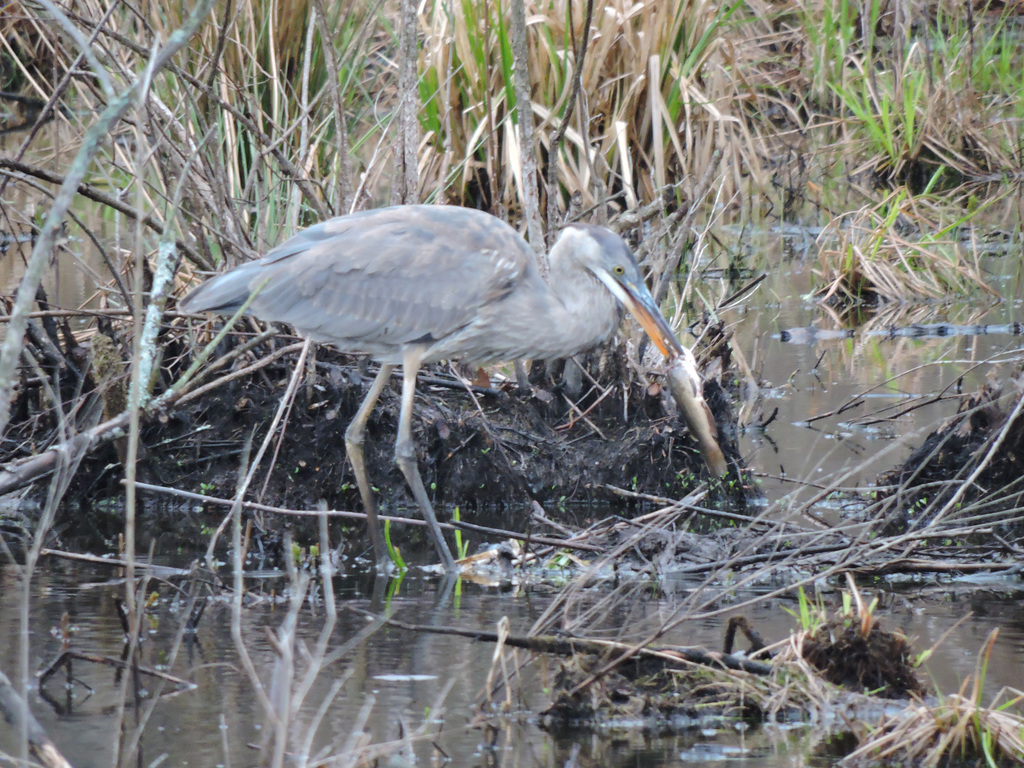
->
[[170, 359, 739, 499], [2, 335, 747, 551], [536, 606, 922, 731]]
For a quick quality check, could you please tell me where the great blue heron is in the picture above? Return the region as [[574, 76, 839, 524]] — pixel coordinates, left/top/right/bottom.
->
[[180, 205, 686, 572]]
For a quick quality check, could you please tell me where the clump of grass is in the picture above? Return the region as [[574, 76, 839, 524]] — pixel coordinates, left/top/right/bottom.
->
[[815, 186, 995, 304], [843, 630, 1024, 767], [793, 0, 1024, 186], [780, 579, 924, 699]]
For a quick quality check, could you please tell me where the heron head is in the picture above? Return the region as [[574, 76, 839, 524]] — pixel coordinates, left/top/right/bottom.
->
[[553, 225, 684, 359]]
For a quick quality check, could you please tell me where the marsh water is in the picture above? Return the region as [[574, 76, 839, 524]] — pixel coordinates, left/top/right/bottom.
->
[[3, 219, 1024, 765], [1, 560, 1023, 767], [726, 227, 1024, 506]]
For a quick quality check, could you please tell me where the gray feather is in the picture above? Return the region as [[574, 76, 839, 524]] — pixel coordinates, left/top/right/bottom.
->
[[180, 206, 531, 357], [179, 204, 658, 367]]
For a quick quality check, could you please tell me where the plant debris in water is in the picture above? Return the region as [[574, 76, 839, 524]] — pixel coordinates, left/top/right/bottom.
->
[[541, 652, 767, 731], [877, 369, 1024, 537]]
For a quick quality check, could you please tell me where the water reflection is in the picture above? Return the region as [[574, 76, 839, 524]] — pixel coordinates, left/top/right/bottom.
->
[[0, 561, 1021, 766], [715, 230, 1024, 499]]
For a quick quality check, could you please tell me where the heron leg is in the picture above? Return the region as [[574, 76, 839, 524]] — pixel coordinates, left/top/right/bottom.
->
[[514, 360, 530, 390], [344, 363, 393, 572], [395, 349, 457, 572]]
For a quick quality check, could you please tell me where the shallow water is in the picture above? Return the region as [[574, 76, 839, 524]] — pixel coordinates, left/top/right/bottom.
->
[[0, 561, 1022, 766], [716, 228, 1024, 503], [4, 232, 1024, 764]]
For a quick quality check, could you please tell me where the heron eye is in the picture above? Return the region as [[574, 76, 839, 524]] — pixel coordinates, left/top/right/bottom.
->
[[613, 265, 625, 275]]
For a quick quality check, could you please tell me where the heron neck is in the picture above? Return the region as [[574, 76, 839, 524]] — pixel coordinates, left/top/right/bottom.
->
[[451, 246, 622, 365], [540, 251, 621, 358]]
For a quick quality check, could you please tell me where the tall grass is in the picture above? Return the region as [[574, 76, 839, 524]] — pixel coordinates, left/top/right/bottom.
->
[[6, 0, 1020, 256], [792, 0, 1024, 186], [816, 186, 997, 303], [1, 0, 783, 276], [418, 0, 760, 216]]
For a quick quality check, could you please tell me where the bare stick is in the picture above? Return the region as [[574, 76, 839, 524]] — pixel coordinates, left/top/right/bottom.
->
[[0, 668, 72, 768], [206, 341, 313, 566], [545, 0, 595, 243], [0, 158, 212, 271], [510, 0, 544, 260], [132, 480, 605, 553], [344, 606, 773, 676], [312, 0, 352, 213], [392, 0, 420, 205]]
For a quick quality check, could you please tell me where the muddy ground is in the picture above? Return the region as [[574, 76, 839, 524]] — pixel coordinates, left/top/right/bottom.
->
[[2, 323, 749, 552], [5, 312, 1024, 564], [877, 369, 1024, 536]]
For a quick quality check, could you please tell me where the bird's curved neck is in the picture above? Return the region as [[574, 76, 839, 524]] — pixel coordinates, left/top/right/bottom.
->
[[537, 245, 620, 358]]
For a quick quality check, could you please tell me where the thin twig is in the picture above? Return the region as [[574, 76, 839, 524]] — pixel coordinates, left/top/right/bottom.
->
[[131, 480, 605, 553], [0, 0, 217, 436]]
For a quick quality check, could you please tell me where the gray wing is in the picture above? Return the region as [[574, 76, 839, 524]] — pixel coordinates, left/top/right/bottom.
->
[[180, 206, 536, 354]]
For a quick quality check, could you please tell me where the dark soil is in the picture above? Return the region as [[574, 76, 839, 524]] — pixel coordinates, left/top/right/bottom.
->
[[801, 616, 925, 698], [161, 353, 734, 506], [2, 329, 749, 554], [542, 652, 762, 730], [541, 612, 923, 732]]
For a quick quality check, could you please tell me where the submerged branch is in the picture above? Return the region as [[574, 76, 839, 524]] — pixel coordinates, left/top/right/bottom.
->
[[129, 481, 605, 554], [343, 606, 774, 676], [0, 668, 73, 768]]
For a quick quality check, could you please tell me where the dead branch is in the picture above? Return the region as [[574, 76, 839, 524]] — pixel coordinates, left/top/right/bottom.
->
[[130, 481, 605, 553], [510, 0, 544, 255], [343, 606, 773, 676], [0, 157, 213, 271], [38, 548, 194, 578], [545, 0, 596, 240], [0, 330, 297, 495], [37, 651, 194, 692], [0, 0, 217, 437]]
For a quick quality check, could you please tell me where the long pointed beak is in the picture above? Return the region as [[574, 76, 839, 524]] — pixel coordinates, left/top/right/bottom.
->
[[597, 271, 685, 359], [621, 279, 685, 359]]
